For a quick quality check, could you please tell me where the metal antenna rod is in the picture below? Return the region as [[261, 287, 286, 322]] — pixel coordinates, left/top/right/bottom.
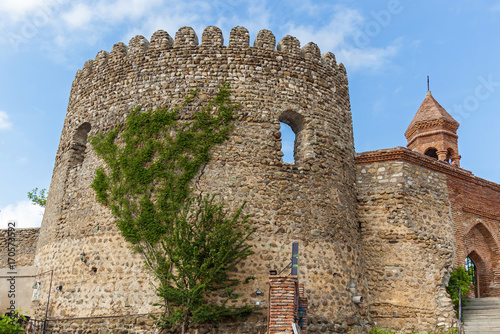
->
[[427, 75, 430, 91]]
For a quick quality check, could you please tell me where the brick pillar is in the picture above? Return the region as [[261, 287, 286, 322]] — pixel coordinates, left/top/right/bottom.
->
[[298, 283, 308, 334], [268, 275, 298, 334], [437, 150, 448, 162], [451, 155, 461, 167]]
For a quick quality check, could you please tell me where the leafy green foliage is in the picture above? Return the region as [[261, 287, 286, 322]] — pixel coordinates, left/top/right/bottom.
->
[[446, 266, 473, 310], [368, 327, 395, 334], [27, 188, 47, 207], [0, 311, 25, 334], [90, 83, 254, 333], [91, 83, 237, 246], [155, 196, 254, 328]]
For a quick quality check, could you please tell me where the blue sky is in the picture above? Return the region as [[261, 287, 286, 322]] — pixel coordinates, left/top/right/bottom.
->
[[0, 0, 499, 228]]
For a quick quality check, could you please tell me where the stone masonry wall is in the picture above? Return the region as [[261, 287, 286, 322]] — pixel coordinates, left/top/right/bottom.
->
[[0, 228, 39, 268], [34, 25, 367, 333], [356, 151, 455, 331], [45, 313, 267, 334]]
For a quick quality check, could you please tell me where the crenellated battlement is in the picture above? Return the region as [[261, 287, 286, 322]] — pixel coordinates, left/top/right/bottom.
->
[[61, 25, 351, 169], [75, 25, 344, 81]]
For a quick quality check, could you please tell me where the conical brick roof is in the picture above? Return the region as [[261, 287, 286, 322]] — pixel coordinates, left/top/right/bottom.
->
[[406, 91, 459, 135]]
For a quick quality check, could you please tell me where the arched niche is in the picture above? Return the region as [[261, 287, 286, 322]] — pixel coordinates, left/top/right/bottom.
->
[[69, 122, 92, 167]]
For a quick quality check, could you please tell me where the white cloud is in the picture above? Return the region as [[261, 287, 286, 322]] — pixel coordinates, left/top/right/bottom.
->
[[284, 5, 364, 51], [95, 0, 164, 23], [0, 0, 48, 19], [0, 110, 12, 130], [0, 201, 44, 228], [337, 43, 401, 72], [61, 3, 93, 29], [0, 0, 401, 72], [283, 5, 402, 72]]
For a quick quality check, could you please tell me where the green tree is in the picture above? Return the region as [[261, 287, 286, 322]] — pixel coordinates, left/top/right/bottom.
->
[[90, 83, 255, 333], [155, 196, 254, 333], [446, 266, 473, 311], [27, 188, 47, 207], [0, 311, 26, 334]]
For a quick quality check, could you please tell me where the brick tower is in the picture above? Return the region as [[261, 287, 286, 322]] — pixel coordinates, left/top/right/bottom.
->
[[405, 90, 461, 166]]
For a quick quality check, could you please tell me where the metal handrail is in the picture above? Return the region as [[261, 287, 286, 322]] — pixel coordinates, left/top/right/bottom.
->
[[458, 286, 462, 334], [19, 317, 53, 334]]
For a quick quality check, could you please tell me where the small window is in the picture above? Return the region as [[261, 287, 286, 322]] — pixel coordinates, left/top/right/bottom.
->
[[279, 122, 295, 163], [279, 109, 307, 164]]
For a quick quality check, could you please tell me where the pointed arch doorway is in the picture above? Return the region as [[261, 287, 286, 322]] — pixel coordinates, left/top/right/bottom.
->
[[464, 222, 500, 298], [465, 256, 479, 298]]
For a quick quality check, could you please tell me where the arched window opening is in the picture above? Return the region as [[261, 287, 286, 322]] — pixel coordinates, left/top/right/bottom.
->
[[447, 148, 461, 166], [279, 122, 295, 163], [69, 122, 91, 167], [447, 148, 454, 160], [446, 148, 455, 164], [279, 109, 305, 164], [424, 147, 438, 160]]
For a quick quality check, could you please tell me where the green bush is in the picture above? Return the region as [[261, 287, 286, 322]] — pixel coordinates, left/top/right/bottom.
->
[[0, 311, 25, 334], [446, 266, 473, 310], [368, 327, 395, 334]]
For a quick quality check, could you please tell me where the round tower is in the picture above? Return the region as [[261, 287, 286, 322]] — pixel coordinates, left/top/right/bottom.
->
[[405, 91, 461, 166], [33, 26, 367, 333]]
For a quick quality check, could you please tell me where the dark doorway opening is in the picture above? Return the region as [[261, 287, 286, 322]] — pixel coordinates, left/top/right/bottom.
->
[[465, 257, 478, 298], [424, 147, 438, 159]]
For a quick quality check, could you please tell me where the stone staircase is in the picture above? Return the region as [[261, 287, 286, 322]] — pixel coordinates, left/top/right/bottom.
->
[[463, 297, 500, 333]]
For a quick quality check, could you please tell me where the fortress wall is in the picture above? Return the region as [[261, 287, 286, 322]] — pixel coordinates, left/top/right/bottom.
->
[[447, 172, 500, 297], [0, 228, 39, 315], [0, 227, 39, 268], [34, 26, 367, 332], [45, 314, 267, 334], [356, 157, 455, 331]]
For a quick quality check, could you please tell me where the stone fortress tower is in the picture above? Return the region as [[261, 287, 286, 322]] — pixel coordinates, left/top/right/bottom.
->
[[27, 24, 500, 334], [32, 26, 368, 333]]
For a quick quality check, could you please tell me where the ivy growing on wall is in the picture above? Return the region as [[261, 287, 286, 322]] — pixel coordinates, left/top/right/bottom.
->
[[90, 83, 255, 334]]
